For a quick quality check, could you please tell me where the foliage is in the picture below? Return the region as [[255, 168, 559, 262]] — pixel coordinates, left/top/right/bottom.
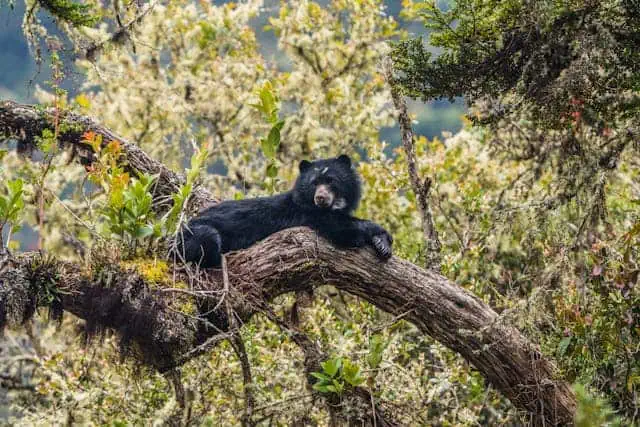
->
[[39, 0, 99, 27], [574, 384, 622, 427], [395, 0, 640, 127], [250, 80, 286, 192], [84, 131, 161, 256], [99, 173, 160, 246], [392, 1, 640, 420], [311, 356, 365, 395], [163, 143, 210, 235], [0, 178, 25, 248], [2, 0, 639, 425], [394, 0, 640, 228]]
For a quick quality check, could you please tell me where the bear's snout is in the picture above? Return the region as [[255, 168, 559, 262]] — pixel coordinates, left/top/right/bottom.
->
[[314, 185, 334, 208]]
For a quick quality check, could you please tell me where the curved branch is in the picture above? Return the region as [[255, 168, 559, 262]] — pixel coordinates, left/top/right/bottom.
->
[[0, 228, 576, 425], [0, 101, 576, 425], [0, 100, 214, 214]]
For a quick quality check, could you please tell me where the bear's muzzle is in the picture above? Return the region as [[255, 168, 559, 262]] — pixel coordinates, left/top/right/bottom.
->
[[314, 184, 335, 208]]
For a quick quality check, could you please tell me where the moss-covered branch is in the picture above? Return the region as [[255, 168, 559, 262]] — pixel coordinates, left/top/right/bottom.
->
[[0, 100, 214, 215]]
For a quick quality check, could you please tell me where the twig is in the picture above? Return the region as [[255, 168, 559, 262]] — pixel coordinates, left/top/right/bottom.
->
[[231, 335, 256, 427], [85, 1, 159, 61]]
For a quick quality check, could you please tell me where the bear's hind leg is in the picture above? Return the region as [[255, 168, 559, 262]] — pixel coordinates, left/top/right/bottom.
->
[[178, 223, 223, 268]]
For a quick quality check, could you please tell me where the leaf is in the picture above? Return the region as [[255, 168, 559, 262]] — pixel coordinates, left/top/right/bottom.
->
[[311, 372, 331, 382], [252, 81, 280, 123], [259, 82, 277, 118], [82, 131, 102, 153], [331, 379, 344, 395], [342, 360, 364, 387], [267, 127, 280, 147], [266, 163, 278, 178], [261, 138, 276, 158], [345, 375, 365, 387], [312, 383, 331, 393], [557, 336, 572, 357], [321, 357, 342, 377], [367, 334, 389, 369]]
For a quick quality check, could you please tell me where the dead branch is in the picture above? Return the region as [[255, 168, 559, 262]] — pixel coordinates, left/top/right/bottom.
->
[[383, 57, 442, 271]]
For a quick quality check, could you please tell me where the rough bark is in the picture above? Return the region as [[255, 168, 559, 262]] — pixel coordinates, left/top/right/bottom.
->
[[0, 100, 577, 425]]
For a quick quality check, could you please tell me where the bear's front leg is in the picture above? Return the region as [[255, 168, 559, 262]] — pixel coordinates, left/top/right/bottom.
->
[[307, 215, 393, 261]]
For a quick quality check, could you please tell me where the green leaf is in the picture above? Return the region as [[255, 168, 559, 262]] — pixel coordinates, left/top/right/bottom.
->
[[311, 372, 331, 382], [261, 138, 276, 158], [7, 178, 23, 195], [342, 360, 364, 387], [266, 163, 279, 178], [367, 334, 389, 369], [312, 383, 331, 393], [259, 83, 277, 120], [331, 379, 344, 395], [557, 337, 572, 357], [321, 357, 342, 377]]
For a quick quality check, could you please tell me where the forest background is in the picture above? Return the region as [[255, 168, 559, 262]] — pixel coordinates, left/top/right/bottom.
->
[[0, 0, 638, 426]]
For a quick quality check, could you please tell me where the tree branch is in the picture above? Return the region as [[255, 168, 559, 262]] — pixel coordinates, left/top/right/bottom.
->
[[0, 101, 576, 425], [84, 1, 159, 61], [0, 100, 214, 214], [383, 57, 442, 271]]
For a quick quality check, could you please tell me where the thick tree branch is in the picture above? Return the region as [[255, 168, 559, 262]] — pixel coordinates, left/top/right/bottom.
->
[[0, 102, 577, 425], [0, 229, 576, 425]]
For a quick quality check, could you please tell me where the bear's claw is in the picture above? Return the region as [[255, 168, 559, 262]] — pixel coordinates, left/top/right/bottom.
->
[[372, 234, 393, 260]]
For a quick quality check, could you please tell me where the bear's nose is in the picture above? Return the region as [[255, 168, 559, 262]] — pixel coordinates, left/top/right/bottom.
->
[[314, 185, 333, 207], [315, 194, 328, 206]]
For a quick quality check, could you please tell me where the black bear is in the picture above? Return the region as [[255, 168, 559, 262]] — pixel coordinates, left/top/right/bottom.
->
[[177, 154, 392, 268]]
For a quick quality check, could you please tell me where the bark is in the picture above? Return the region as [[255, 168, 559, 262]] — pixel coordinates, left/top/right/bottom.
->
[[0, 100, 577, 425]]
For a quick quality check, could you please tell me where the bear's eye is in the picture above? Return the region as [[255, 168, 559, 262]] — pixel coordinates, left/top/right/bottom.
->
[[324, 176, 334, 184]]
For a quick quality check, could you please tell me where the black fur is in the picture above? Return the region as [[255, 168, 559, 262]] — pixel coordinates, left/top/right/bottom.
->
[[178, 155, 393, 268]]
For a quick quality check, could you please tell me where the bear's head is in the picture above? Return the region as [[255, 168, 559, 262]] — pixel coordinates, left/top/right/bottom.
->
[[292, 154, 362, 214]]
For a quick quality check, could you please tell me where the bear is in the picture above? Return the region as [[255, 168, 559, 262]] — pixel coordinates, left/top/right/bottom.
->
[[177, 154, 393, 268]]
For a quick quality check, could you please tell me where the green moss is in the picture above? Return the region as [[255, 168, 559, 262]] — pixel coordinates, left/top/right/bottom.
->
[[40, 0, 99, 27], [120, 259, 170, 289]]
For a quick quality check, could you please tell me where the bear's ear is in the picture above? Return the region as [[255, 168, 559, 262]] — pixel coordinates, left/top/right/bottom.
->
[[299, 160, 312, 173], [337, 154, 351, 167]]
